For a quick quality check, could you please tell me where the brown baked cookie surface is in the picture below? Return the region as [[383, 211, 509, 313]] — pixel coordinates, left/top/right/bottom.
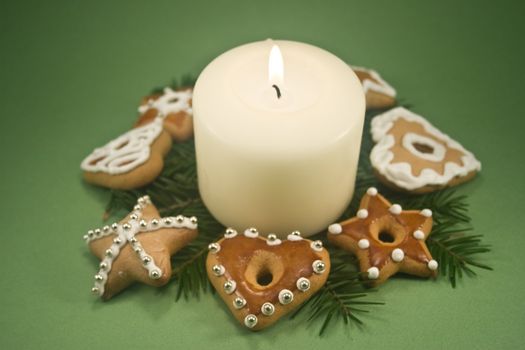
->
[[206, 228, 330, 330], [352, 66, 396, 110], [370, 107, 481, 193], [327, 188, 437, 286], [84, 196, 198, 300]]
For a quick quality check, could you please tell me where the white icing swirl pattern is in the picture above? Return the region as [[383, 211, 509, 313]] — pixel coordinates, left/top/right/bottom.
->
[[138, 87, 193, 117], [370, 107, 481, 190], [80, 119, 163, 175]]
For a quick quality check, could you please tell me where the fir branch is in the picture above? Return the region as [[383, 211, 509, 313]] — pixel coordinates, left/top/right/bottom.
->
[[427, 221, 492, 287], [291, 246, 383, 336]]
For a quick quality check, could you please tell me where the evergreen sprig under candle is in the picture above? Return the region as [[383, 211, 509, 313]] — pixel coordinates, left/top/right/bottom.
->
[[102, 87, 491, 334]]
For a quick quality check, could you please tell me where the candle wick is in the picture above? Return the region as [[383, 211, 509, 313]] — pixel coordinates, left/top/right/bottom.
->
[[272, 84, 282, 99]]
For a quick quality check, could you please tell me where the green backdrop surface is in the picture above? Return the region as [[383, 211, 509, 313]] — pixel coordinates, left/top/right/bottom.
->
[[1, 0, 524, 349]]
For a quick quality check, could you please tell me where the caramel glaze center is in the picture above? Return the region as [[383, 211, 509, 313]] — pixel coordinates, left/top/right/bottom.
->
[[389, 119, 466, 177], [217, 236, 321, 314], [344, 194, 433, 269]]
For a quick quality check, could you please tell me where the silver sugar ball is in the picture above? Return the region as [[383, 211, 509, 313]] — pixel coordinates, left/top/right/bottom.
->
[[244, 314, 258, 328], [149, 269, 161, 280], [208, 243, 220, 253]]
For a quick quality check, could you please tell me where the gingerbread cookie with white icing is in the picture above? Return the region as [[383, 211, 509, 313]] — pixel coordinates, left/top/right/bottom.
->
[[206, 228, 330, 330], [327, 188, 437, 285], [81, 115, 172, 190], [135, 87, 193, 142], [352, 66, 396, 109], [84, 196, 198, 300], [370, 107, 481, 193]]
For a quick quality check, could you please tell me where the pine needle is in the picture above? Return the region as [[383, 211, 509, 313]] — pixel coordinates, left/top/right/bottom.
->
[[290, 247, 383, 336]]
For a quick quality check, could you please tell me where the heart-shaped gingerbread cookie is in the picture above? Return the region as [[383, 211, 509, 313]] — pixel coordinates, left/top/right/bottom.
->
[[206, 228, 330, 331]]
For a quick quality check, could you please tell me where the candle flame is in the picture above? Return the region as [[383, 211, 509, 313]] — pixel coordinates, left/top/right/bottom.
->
[[268, 44, 284, 86]]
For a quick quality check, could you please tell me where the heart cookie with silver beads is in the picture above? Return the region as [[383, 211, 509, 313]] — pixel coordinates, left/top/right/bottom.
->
[[206, 228, 330, 331]]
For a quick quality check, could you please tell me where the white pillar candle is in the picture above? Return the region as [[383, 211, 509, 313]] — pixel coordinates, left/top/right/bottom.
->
[[193, 39, 365, 237]]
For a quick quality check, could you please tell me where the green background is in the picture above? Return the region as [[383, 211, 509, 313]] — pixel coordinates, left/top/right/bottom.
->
[[1, 0, 524, 348]]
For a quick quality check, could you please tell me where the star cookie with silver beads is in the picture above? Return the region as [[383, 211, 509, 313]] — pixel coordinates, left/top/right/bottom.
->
[[83, 196, 198, 300]]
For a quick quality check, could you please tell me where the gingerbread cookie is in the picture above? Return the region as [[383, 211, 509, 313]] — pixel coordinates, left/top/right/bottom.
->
[[81, 116, 172, 190], [206, 228, 330, 330], [135, 87, 193, 142], [370, 107, 481, 193], [84, 196, 198, 300], [352, 66, 396, 109], [327, 188, 437, 285]]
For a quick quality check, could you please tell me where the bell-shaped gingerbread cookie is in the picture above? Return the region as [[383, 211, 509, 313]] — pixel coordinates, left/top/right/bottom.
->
[[352, 66, 396, 110], [370, 107, 481, 193], [81, 119, 172, 190], [135, 87, 193, 142]]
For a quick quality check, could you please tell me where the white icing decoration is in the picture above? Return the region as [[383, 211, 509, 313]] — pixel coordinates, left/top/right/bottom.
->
[[367, 187, 378, 196], [244, 228, 259, 238], [413, 230, 425, 240], [358, 239, 370, 249], [138, 87, 193, 117], [402, 133, 446, 162], [351, 66, 397, 98], [208, 242, 220, 253], [81, 120, 163, 175], [428, 260, 439, 271], [310, 240, 323, 252], [389, 204, 402, 215], [420, 209, 433, 217], [370, 107, 482, 191], [85, 196, 197, 297], [367, 267, 379, 279], [266, 238, 282, 246], [357, 209, 369, 219], [391, 248, 405, 262], [328, 223, 342, 235], [287, 234, 303, 241]]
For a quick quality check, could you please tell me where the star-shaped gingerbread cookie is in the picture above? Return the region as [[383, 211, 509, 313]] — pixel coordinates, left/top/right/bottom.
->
[[327, 187, 438, 285], [83, 196, 198, 300]]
